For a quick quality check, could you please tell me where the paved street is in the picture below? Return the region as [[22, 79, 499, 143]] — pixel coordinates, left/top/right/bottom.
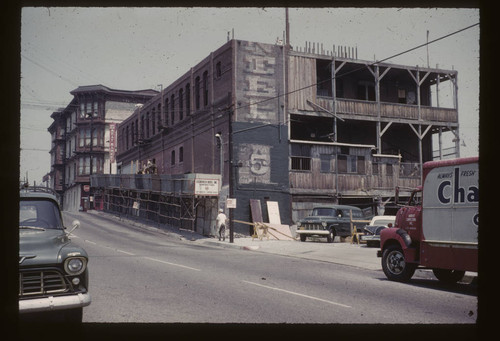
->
[[63, 210, 477, 324]]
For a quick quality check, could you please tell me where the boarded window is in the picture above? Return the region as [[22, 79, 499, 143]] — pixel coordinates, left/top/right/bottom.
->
[[320, 154, 331, 172], [338, 155, 365, 174], [337, 155, 347, 173], [386, 163, 393, 176], [357, 156, 365, 174], [291, 144, 311, 157]]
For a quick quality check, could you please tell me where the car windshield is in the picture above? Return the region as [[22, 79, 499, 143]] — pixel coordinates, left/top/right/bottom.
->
[[19, 199, 63, 230], [312, 208, 337, 216]]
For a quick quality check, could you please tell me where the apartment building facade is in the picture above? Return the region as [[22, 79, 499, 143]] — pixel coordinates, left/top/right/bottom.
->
[[48, 85, 158, 211]]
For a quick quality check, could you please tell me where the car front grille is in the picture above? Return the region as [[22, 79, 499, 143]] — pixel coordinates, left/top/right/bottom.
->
[[19, 270, 69, 297], [303, 223, 324, 230]]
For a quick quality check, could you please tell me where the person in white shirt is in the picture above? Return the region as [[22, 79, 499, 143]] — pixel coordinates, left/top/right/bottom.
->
[[216, 209, 228, 241]]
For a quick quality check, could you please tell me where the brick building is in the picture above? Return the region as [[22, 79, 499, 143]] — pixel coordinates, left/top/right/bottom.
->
[[112, 39, 459, 234], [48, 85, 158, 211]]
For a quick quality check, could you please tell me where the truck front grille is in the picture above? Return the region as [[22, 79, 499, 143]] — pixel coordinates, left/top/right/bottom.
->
[[19, 270, 68, 297], [303, 223, 324, 230]]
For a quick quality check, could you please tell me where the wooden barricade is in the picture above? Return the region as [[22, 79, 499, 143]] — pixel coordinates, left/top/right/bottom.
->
[[233, 220, 296, 241], [349, 209, 371, 244]]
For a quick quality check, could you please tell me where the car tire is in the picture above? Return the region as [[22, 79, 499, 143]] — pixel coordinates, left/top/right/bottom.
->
[[382, 245, 416, 282], [300, 234, 306, 242], [326, 229, 335, 243], [432, 269, 465, 284]]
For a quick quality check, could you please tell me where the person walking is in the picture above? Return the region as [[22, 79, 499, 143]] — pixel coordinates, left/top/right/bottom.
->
[[216, 209, 228, 241]]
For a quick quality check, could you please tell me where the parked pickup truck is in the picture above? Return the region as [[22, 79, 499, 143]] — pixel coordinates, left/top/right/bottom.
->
[[19, 185, 91, 322], [296, 205, 367, 243], [378, 157, 478, 283]]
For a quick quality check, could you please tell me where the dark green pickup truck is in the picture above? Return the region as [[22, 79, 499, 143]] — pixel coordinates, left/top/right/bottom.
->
[[295, 205, 367, 243], [19, 186, 91, 322]]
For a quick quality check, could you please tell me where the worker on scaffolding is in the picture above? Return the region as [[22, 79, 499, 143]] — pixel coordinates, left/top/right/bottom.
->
[[216, 208, 228, 241]]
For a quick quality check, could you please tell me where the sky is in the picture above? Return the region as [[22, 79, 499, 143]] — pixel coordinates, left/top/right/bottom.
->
[[19, 7, 480, 184]]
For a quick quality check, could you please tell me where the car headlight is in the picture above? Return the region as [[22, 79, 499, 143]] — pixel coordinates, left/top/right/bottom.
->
[[64, 257, 87, 275], [322, 222, 327, 227], [297, 222, 301, 227]]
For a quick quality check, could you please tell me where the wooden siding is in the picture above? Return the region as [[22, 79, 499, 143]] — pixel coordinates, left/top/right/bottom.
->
[[289, 143, 420, 194], [290, 170, 419, 193], [288, 56, 316, 111], [314, 97, 458, 123]]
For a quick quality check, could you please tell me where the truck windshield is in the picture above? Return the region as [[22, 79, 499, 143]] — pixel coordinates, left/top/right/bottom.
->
[[19, 199, 63, 230], [312, 208, 337, 216]]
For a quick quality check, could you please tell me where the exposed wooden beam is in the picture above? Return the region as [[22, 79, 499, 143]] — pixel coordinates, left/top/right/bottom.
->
[[409, 123, 433, 140], [380, 121, 393, 136]]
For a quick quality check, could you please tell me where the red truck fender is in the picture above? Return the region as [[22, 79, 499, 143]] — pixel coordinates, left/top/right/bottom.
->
[[378, 227, 415, 261]]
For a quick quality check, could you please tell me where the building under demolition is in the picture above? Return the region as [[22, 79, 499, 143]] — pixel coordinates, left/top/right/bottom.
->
[[87, 38, 459, 235]]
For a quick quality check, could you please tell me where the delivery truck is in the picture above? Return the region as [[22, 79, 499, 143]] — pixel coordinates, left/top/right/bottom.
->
[[378, 157, 478, 283]]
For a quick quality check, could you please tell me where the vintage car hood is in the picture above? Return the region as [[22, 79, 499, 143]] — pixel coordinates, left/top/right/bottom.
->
[[19, 229, 70, 266], [363, 225, 387, 235], [300, 216, 324, 222]]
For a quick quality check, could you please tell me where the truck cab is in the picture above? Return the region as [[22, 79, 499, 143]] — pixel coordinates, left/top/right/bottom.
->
[[394, 186, 422, 244]]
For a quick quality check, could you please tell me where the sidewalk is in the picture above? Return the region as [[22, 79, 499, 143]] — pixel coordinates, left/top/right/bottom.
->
[[198, 236, 383, 270], [84, 210, 477, 284]]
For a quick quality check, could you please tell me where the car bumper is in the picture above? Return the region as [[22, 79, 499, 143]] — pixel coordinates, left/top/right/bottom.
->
[[19, 293, 91, 313], [361, 235, 380, 242], [296, 230, 329, 235]]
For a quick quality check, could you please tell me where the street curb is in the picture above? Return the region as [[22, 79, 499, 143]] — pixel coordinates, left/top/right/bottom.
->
[[196, 239, 260, 251]]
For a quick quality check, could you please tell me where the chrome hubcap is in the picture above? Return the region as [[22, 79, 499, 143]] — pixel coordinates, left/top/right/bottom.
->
[[387, 250, 405, 275]]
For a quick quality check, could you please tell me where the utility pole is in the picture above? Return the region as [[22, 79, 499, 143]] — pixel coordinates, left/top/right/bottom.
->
[[215, 133, 223, 210], [228, 101, 234, 243]]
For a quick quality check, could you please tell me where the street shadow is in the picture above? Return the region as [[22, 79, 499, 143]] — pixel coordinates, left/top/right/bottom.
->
[[376, 274, 478, 297]]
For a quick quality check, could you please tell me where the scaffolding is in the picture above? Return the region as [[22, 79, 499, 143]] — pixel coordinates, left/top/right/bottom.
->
[[90, 173, 221, 236]]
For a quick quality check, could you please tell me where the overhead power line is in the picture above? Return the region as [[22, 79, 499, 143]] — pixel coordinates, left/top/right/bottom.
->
[[234, 22, 479, 112], [20, 148, 50, 152], [21, 53, 80, 87]]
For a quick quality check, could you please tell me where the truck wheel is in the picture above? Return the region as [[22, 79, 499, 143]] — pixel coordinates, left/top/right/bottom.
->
[[326, 229, 335, 243], [432, 269, 465, 284], [382, 245, 416, 282], [300, 234, 307, 242]]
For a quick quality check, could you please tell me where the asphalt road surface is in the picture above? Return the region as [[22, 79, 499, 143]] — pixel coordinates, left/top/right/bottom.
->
[[63, 211, 477, 324]]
